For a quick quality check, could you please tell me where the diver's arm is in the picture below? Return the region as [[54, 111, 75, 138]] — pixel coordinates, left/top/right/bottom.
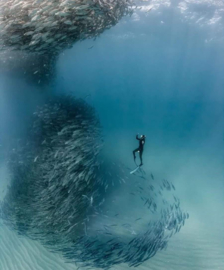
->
[[136, 134, 140, 140]]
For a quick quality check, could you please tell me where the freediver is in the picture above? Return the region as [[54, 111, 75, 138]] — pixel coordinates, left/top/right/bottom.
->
[[133, 134, 146, 167]]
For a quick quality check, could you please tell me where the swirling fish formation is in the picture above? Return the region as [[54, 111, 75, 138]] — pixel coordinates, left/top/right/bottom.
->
[[0, 96, 189, 269], [0, 0, 133, 54]]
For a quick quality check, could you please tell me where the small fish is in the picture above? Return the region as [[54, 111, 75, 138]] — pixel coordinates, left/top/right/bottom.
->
[[144, 199, 149, 206], [84, 94, 91, 99]]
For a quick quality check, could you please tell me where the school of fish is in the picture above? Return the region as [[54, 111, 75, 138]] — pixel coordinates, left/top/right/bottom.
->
[[0, 0, 134, 54], [0, 96, 189, 269]]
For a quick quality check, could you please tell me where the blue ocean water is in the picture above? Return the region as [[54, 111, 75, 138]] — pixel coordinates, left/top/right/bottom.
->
[[0, 1, 224, 270]]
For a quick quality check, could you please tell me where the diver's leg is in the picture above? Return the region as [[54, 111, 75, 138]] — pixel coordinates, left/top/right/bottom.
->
[[133, 148, 139, 160], [139, 150, 143, 166]]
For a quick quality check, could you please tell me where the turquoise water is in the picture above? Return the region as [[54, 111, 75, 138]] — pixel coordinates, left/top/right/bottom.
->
[[1, 1, 224, 270]]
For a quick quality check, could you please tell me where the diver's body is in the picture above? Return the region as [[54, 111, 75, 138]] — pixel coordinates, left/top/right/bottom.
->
[[133, 134, 146, 166]]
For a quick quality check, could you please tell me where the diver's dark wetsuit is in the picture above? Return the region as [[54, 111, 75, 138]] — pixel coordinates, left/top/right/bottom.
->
[[133, 135, 145, 166]]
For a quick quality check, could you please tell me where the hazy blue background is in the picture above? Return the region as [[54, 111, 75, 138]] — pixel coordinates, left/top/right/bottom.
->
[[0, 1, 224, 269]]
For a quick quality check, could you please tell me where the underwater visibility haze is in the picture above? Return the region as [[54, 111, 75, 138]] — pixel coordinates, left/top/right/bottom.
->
[[0, 0, 224, 270]]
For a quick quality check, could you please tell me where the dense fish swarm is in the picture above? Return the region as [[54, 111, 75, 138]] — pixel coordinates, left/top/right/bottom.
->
[[0, 0, 134, 54], [0, 96, 189, 269]]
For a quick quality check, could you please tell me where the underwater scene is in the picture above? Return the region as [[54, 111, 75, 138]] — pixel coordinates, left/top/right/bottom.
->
[[0, 0, 224, 270]]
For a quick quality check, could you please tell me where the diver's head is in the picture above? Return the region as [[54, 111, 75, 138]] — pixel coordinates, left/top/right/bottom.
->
[[141, 135, 146, 138]]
